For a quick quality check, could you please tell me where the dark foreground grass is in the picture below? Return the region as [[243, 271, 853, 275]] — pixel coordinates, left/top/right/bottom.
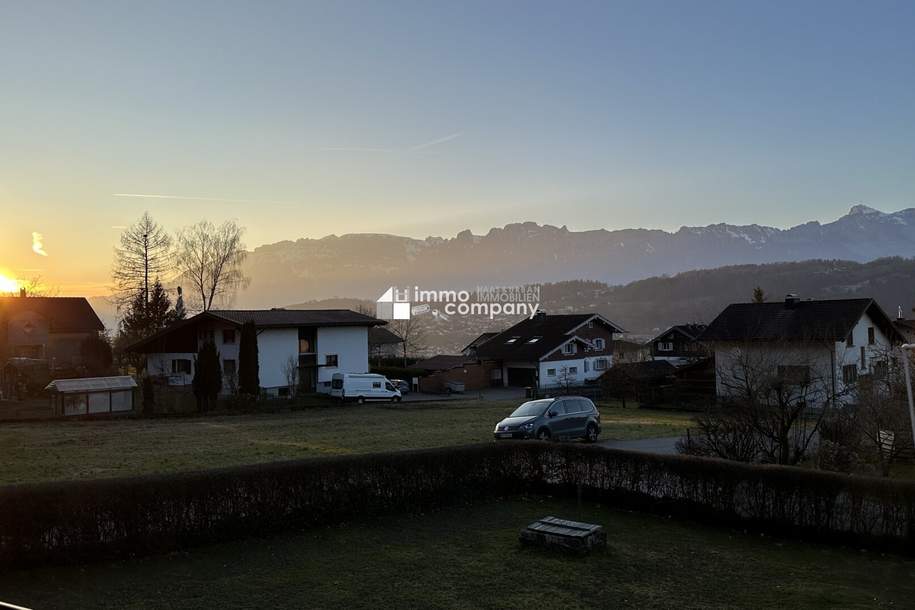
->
[[0, 400, 691, 484], [2, 496, 913, 609]]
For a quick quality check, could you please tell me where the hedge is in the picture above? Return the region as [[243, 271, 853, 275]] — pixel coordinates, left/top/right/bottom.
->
[[3, 443, 915, 567]]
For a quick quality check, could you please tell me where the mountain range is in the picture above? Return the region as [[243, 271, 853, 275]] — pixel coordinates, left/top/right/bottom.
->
[[239, 205, 915, 308]]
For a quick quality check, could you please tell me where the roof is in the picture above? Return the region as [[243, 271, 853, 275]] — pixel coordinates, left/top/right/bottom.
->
[[601, 360, 676, 380], [475, 313, 624, 362], [369, 326, 403, 345], [208, 309, 382, 328], [461, 331, 499, 353], [127, 308, 383, 352], [700, 298, 904, 343], [611, 339, 648, 352], [412, 354, 477, 371], [651, 324, 708, 343], [0, 297, 104, 333], [45, 375, 138, 394]]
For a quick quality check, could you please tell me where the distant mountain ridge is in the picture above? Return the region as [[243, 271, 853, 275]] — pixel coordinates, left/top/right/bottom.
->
[[240, 205, 915, 307]]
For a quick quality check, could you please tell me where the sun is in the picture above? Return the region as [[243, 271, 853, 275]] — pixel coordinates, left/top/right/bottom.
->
[[0, 273, 20, 295]]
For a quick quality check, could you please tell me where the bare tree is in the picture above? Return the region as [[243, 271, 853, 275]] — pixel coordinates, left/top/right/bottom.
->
[[388, 316, 428, 367], [112, 212, 173, 308], [681, 342, 834, 465], [555, 366, 576, 395], [283, 356, 299, 399], [175, 220, 249, 312]]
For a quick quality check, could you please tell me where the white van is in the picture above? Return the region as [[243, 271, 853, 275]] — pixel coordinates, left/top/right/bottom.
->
[[331, 373, 402, 403]]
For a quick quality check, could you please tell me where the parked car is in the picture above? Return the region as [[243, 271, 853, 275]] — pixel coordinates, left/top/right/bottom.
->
[[493, 396, 601, 442], [444, 380, 465, 394], [331, 373, 402, 403], [390, 379, 410, 394]]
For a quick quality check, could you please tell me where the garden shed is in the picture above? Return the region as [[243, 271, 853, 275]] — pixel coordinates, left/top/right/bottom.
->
[[45, 376, 137, 416]]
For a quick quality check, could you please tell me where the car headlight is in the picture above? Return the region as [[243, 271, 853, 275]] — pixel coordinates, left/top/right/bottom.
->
[[522, 423, 534, 430]]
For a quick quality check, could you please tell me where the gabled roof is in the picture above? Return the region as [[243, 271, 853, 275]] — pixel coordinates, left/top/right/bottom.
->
[[0, 297, 104, 333], [208, 309, 382, 328], [700, 298, 904, 344], [369, 326, 403, 345], [461, 331, 499, 353], [475, 313, 624, 362], [127, 308, 383, 352], [651, 324, 707, 343], [413, 354, 477, 371]]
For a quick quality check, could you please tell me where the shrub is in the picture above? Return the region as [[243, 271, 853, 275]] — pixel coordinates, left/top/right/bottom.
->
[[3, 443, 915, 567], [141, 376, 155, 416]]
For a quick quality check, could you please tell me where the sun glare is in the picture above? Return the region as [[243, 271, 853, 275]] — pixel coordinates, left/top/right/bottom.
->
[[0, 272, 20, 294]]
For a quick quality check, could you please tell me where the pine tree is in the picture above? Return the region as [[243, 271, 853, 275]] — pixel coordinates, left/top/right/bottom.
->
[[752, 286, 766, 303], [238, 320, 260, 397], [192, 341, 222, 412]]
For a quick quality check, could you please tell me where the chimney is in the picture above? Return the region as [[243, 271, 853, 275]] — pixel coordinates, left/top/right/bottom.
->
[[784, 293, 800, 307], [19, 288, 26, 298]]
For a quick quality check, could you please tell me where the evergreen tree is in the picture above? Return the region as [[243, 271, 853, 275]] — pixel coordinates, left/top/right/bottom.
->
[[752, 286, 766, 303], [192, 341, 222, 412], [238, 320, 260, 396], [142, 375, 156, 416], [80, 333, 114, 376]]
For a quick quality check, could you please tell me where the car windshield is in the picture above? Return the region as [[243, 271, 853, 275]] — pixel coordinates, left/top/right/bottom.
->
[[509, 399, 553, 418]]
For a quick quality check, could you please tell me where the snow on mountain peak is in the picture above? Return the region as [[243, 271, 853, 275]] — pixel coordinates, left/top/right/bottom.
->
[[848, 204, 882, 216]]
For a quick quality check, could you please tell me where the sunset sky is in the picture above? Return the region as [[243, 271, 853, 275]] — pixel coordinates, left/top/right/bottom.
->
[[3, 0, 915, 295]]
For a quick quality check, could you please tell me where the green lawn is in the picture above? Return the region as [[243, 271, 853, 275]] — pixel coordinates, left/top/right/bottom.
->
[[0, 400, 692, 484], [2, 496, 912, 609]]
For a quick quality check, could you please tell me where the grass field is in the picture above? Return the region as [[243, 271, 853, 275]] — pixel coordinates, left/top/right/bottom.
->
[[2, 496, 912, 609], [0, 400, 693, 484]]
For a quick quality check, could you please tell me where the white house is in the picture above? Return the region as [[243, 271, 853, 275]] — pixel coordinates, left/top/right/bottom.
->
[[474, 312, 625, 389], [129, 309, 384, 396], [701, 295, 904, 407]]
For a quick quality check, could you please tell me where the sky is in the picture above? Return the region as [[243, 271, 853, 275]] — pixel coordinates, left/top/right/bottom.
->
[[3, 0, 915, 295]]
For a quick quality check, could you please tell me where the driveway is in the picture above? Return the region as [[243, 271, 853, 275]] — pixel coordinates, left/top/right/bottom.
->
[[598, 436, 681, 455], [401, 387, 526, 403]]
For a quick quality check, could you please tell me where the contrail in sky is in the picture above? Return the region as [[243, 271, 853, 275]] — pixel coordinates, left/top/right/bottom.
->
[[112, 193, 287, 205], [321, 132, 462, 153], [31, 232, 48, 256]]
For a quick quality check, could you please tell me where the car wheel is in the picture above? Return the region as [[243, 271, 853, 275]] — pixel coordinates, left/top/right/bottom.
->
[[357, 396, 365, 404], [585, 424, 598, 443], [537, 428, 551, 441]]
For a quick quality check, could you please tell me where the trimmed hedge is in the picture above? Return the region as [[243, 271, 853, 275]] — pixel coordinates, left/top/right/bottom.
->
[[3, 443, 915, 567]]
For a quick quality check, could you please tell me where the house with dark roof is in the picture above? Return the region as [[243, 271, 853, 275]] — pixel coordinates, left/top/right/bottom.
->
[[368, 326, 404, 361], [460, 332, 499, 357], [701, 295, 904, 406], [0, 294, 105, 369], [649, 324, 709, 366], [128, 308, 384, 395], [474, 312, 624, 389]]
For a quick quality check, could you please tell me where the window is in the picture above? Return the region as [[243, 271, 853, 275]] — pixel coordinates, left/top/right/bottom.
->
[[860, 346, 866, 370], [505, 336, 521, 344], [223, 359, 237, 377], [846, 333, 854, 347], [568, 366, 578, 375], [658, 342, 673, 352], [583, 360, 589, 373], [563, 342, 576, 355], [868, 327, 876, 345], [547, 368, 556, 376], [325, 354, 339, 367], [594, 358, 609, 371], [298, 327, 315, 354], [587, 321, 594, 329], [592, 338, 605, 350], [372, 381, 381, 389], [222, 329, 236, 344], [777, 365, 810, 386], [527, 336, 542, 344], [873, 360, 888, 380], [842, 364, 858, 385], [172, 359, 192, 374]]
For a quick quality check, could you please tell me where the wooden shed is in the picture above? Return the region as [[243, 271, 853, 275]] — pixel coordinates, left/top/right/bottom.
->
[[45, 376, 137, 417]]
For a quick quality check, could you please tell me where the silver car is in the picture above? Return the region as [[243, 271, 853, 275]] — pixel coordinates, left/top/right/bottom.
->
[[493, 396, 601, 442]]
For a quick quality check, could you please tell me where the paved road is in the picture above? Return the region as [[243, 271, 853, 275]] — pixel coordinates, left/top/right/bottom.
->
[[598, 436, 681, 455]]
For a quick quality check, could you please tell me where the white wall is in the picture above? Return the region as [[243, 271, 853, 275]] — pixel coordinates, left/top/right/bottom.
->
[[257, 328, 299, 390], [317, 326, 369, 391], [147, 352, 196, 385]]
